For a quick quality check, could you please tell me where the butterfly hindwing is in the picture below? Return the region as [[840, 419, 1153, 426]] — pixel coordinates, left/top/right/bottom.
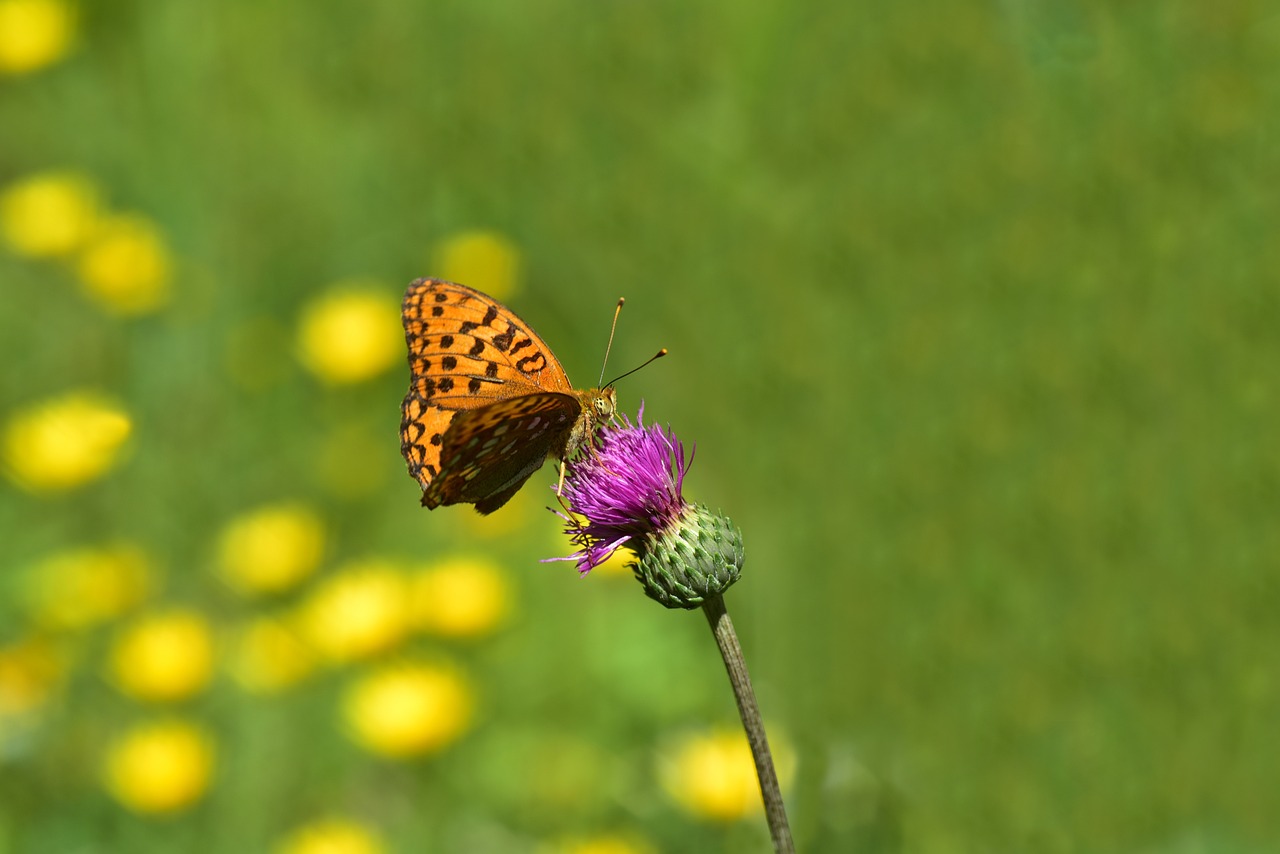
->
[[424, 392, 582, 513]]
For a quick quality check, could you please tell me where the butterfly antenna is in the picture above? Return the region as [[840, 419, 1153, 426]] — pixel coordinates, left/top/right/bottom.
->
[[598, 298, 625, 386], [604, 348, 668, 388]]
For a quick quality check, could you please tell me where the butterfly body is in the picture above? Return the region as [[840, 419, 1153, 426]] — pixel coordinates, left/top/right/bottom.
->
[[399, 278, 616, 514]]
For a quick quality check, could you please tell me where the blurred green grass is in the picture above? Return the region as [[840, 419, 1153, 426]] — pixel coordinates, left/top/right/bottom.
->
[[3, 1, 1279, 852]]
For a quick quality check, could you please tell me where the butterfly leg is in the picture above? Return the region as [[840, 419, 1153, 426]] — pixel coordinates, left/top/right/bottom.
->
[[554, 488, 575, 518]]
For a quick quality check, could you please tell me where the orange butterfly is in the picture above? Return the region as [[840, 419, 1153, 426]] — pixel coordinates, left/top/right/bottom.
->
[[399, 278, 618, 514]]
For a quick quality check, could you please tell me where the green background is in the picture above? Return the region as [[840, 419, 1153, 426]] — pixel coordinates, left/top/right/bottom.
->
[[3, 1, 1278, 851]]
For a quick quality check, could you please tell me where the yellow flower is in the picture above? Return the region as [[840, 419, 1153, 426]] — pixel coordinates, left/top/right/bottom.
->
[[217, 503, 325, 596], [108, 609, 215, 702], [659, 728, 796, 822], [24, 543, 152, 630], [103, 719, 215, 814], [0, 0, 75, 75], [2, 390, 131, 492], [276, 817, 385, 854], [342, 661, 473, 758], [296, 284, 401, 384], [227, 616, 314, 695], [435, 230, 521, 299], [0, 170, 98, 256], [76, 214, 172, 315], [298, 561, 411, 663], [411, 556, 510, 639]]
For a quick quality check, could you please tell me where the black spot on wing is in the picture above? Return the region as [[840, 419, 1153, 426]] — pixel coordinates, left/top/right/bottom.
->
[[492, 324, 518, 353], [516, 352, 548, 373]]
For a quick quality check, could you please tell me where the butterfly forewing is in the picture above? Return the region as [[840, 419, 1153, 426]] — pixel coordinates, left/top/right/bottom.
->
[[402, 279, 573, 407], [400, 278, 611, 514], [400, 395, 454, 486]]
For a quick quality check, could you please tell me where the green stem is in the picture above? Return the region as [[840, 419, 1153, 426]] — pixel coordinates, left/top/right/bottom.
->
[[702, 594, 795, 854]]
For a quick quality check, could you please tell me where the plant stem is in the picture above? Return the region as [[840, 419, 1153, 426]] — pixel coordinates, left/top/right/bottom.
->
[[702, 594, 795, 854]]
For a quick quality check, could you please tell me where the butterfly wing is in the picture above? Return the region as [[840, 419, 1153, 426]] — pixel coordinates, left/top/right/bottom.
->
[[400, 397, 455, 489], [401, 278, 574, 411], [424, 392, 582, 514], [400, 278, 584, 511]]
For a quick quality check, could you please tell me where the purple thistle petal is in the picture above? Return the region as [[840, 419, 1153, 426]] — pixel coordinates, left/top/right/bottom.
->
[[546, 408, 692, 575]]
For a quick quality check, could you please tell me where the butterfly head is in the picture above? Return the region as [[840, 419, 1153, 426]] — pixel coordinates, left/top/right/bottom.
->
[[563, 386, 617, 460], [592, 386, 617, 420], [583, 348, 667, 447]]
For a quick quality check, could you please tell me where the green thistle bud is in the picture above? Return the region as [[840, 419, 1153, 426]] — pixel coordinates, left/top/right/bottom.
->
[[631, 503, 743, 609]]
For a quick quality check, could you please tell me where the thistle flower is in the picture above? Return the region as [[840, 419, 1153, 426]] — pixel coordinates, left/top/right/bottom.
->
[[545, 407, 793, 851], [549, 407, 743, 609]]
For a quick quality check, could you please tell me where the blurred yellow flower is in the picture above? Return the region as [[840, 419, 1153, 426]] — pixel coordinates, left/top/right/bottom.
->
[[227, 616, 314, 694], [103, 719, 215, 814], [296, 284, 401, 384], [24, 543, 152, 630], [342, 661, 473, 758], [0, 170, 98, 256], [276, 817, 385, 854], [411, 556, 510, 639], [217, 503, 325, 596], [435, 230, 521, 300], [0, 0, 75, 75], [298, 561, 411, 663], [2, 390, 131, 492], [659, 728, 796, 822], [108, 609, 215, 702], [77, 214, 172, 315]]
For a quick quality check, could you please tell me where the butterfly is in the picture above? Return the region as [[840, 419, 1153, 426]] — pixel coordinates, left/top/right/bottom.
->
[[399, 278, 618, 514]]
